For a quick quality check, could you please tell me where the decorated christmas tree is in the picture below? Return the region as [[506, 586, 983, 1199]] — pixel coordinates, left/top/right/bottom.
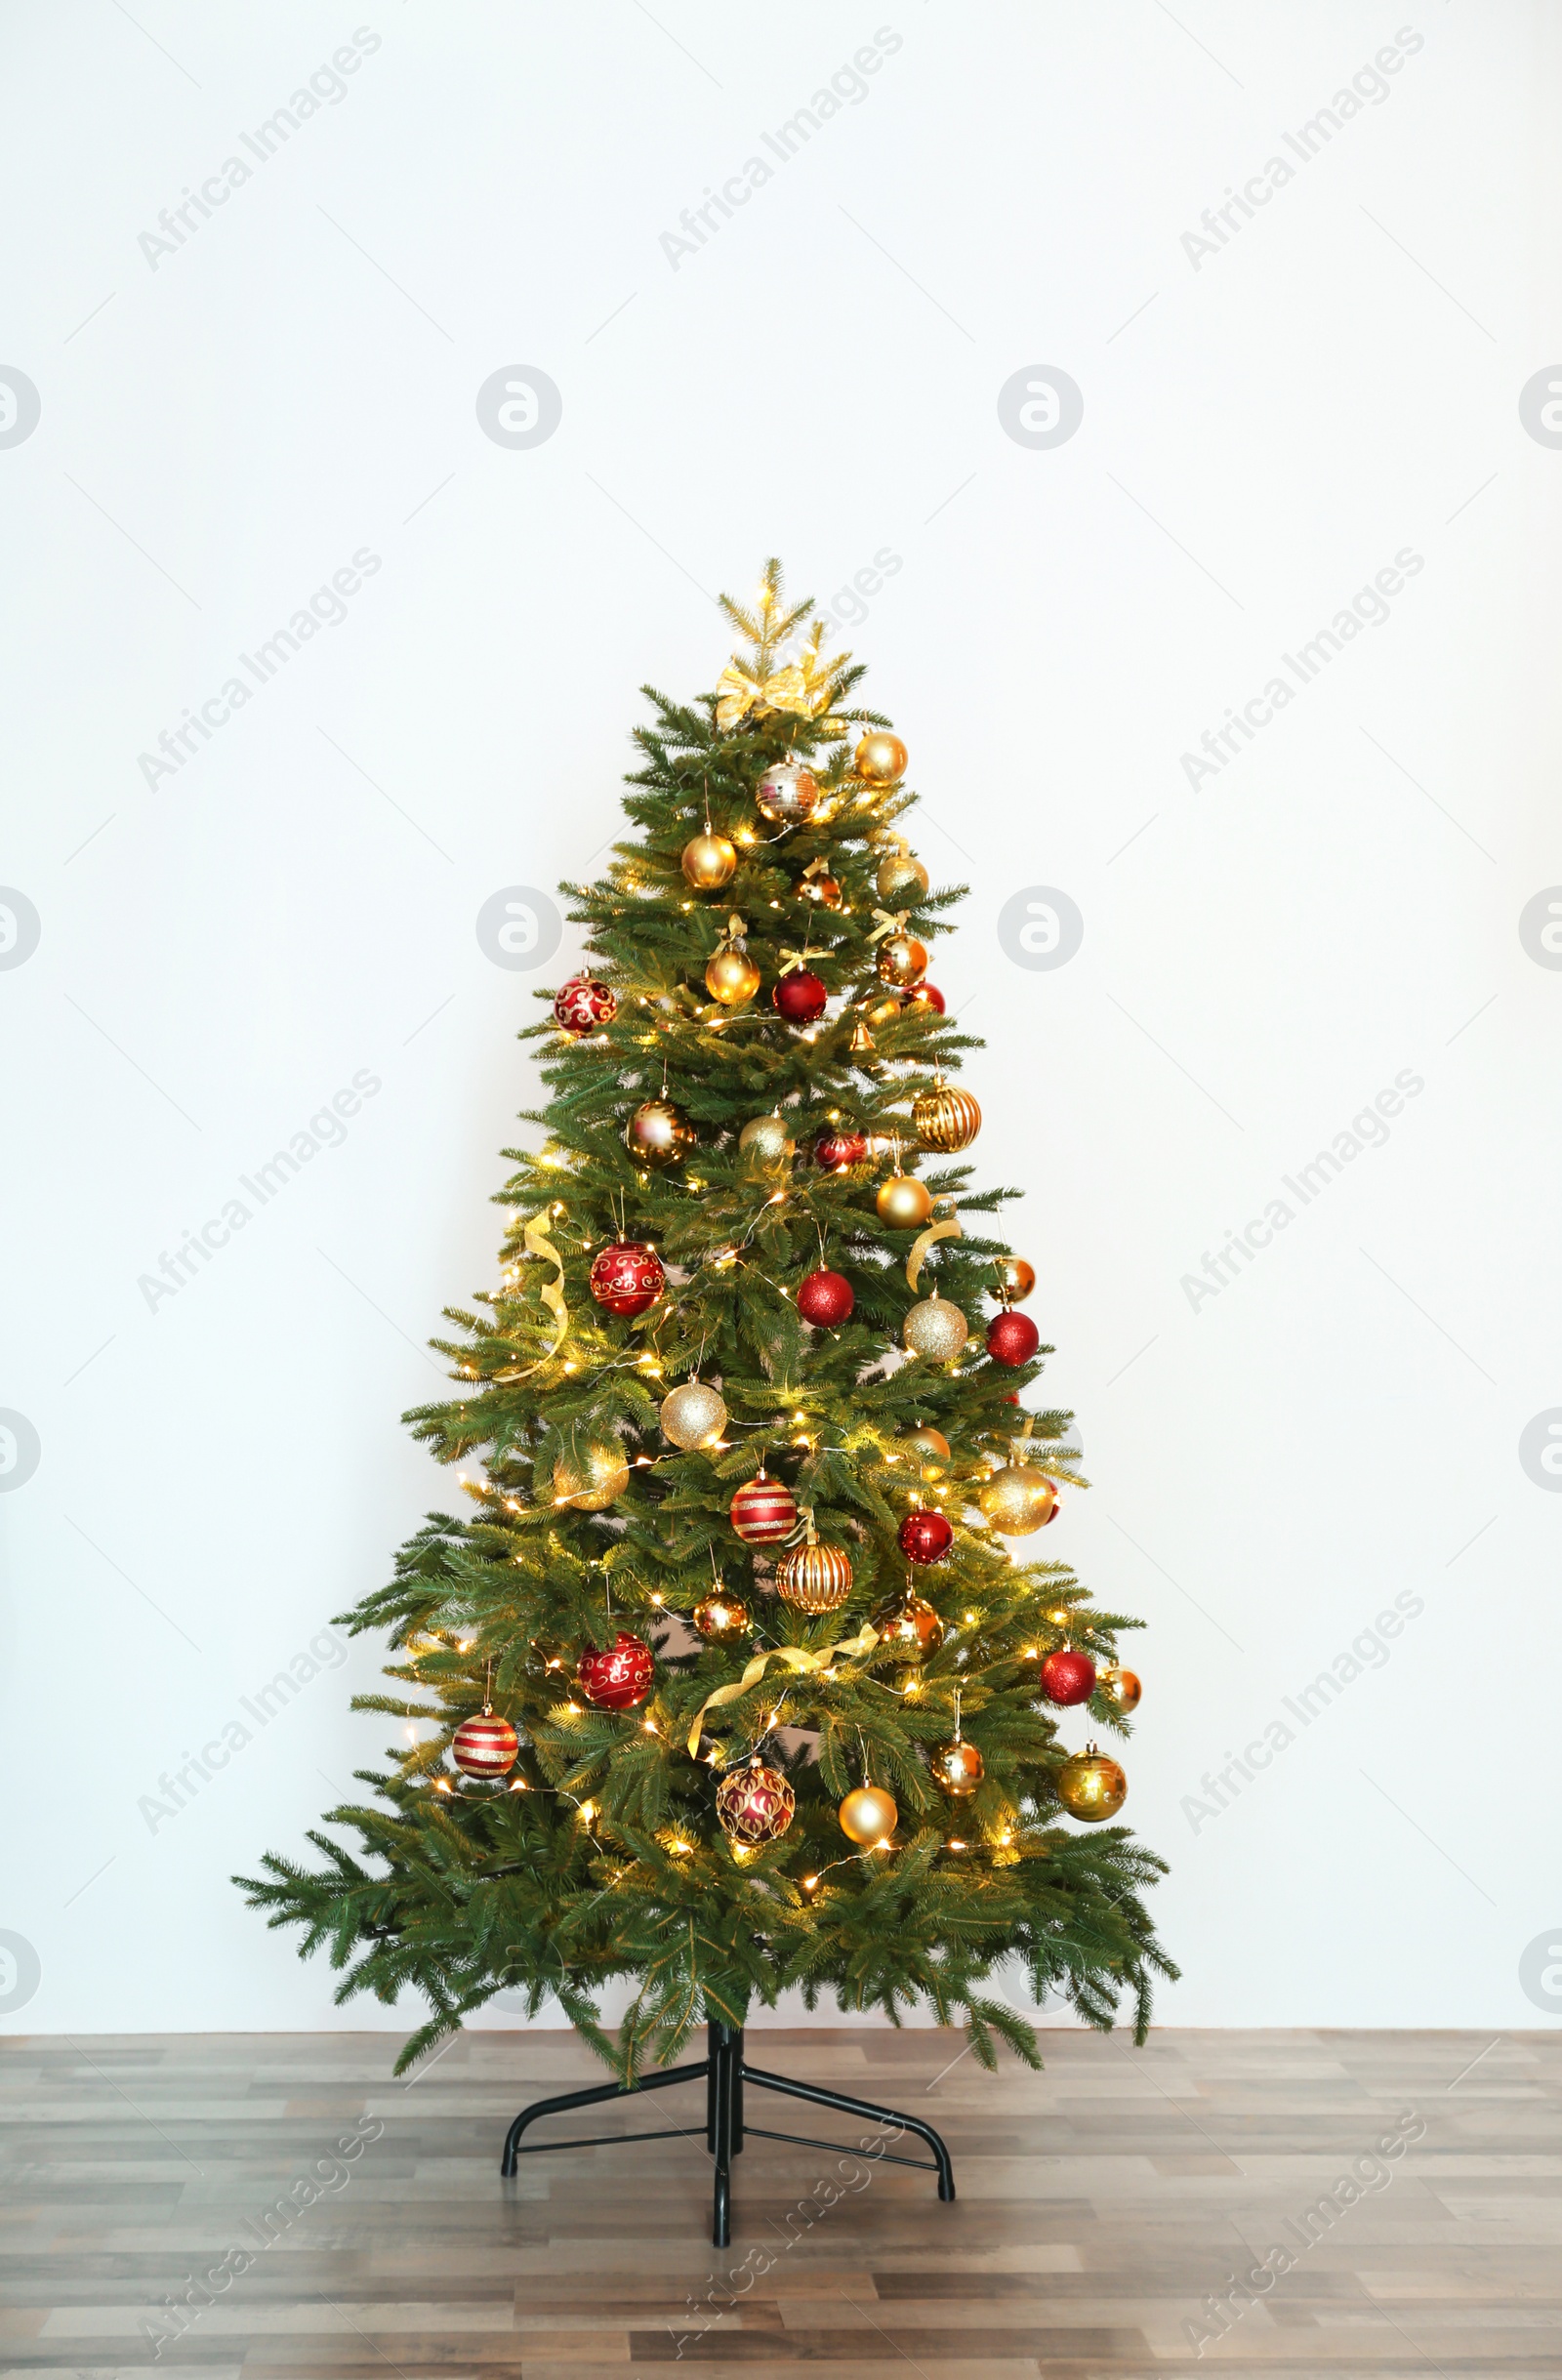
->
[[239, 561, 1174, 2083]]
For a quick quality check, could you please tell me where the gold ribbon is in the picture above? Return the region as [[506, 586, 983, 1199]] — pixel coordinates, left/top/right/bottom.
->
[[868, 908, 909, 945], [907, 1213, 962, 1293], [776, 946, 812, 975], [802, 857, 832, 883], [715, 913, 748, 949], [686, 1625, 880, 1756], [496, 1212, 569, 1379], [715, 661, 812, 733]]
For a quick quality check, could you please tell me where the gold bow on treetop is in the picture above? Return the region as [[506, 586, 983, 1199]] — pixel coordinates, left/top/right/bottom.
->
[[715, 660, 812, 733]]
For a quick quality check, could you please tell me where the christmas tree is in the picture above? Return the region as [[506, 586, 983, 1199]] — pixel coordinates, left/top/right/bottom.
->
[[238, 561, 1174, 2081]]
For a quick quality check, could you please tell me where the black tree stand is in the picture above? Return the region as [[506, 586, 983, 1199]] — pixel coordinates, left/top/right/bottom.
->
[[501, 2018, 956, 2247]]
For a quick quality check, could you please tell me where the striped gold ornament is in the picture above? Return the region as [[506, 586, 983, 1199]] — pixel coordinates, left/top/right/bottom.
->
[[450, 1710, 518, 1778], [913, 1084, 981, 1153], [728, 1469, 798, 1545], [775, 1537, 853, 1616]]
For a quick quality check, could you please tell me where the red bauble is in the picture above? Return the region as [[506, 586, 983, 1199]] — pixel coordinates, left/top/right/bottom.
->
[[814, 1129, 868, 1169], [576, 1631, 654, 1711], [451, 1710, 518, 1777], [772, 969, 828, 1023], [553, 976, 617, 1036], [898, 1507, 953, 1565], [588, 1240, 665, 1319], [986, 1309, 1040, 1367], [729, 1470, 799, 1544], [903, 983, 946, 1015], [797, 1269, 854, 1327], [1040, 1649, 1096, 1706]]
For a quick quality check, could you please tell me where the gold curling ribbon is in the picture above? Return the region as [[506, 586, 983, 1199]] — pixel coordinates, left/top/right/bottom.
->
[[906, 1212, 962, 1293], [497, 1212, 569, 1379], [686, 1625, 880, 1756], [715, 661, 811, 733], [868, 908, 910, 945]]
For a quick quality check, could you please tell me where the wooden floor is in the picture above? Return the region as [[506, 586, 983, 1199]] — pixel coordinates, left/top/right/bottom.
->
[[2, 2026, 1560, 2376]]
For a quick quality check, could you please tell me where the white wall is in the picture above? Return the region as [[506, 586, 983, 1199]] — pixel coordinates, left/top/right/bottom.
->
[[3, 0, 1560, 2040]]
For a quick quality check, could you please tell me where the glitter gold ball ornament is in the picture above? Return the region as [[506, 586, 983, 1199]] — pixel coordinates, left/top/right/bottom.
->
[[854, 730, 908, 786], [1040, 1649, 1096, 1706], [659, 1378, 728, 1451], [978, 1462, 1057, 1537], [913, 1085, 981, 1153], [1056, 1744, 1128, 1824], [1098, 1665, 1142, 1715], [588, 1239, 665, 1319], [755, 762, 819, 825], [898, 1506, 953, 1565], [717, 1755, 796, 1846], [869, 1588, 944, 1661], [905, 1425, 951, 1466], [729, 1469, 798, 1544], [876, 932, 928, 989], [692, 1590, 752, 1645], [626, 1098, 695, 1169], [552, 1439, 630, 1511], [904, 1295, 968, 1363], [451, 1709, 519, 1779], [877, 1172, 933, 1228], [681, 830, 738, 890], [995, 1257, 1036, 1301], [739, 1112, 795, 1166], [775, 1535, 853, 1616], [576, 1630, 654, 1711], [986, 1309, 1040, 1368], [839, 1784, 898, 1844], [553, 976, 617, 1037], [877, 845, 929, 903], [706, 939, 761, 1007], [929, 1739, 984, 1798]]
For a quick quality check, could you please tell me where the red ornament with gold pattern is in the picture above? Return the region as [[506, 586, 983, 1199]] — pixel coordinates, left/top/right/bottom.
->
[[588, 1240, 665, 1319], [814, 1128, 868, 1169], [553, 976, 617, 1036], [576, 1631, 654, 1711], [450, 1708, 519, 1778], [716, 1755, 797, 1846]]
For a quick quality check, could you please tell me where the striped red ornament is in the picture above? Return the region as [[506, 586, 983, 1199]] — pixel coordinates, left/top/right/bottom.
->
[[729, 1469, 798, 1545], [450, 1709, 519, 1778]]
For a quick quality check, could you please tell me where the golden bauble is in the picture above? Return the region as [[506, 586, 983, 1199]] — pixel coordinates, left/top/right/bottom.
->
[[913, 1086, 981, 1153], [1056, 1745, 1128, 1824], [738, 1111, 795, 1166], [929, 1739, 985, 1798], [877, 1172, 933, 1228], [551, 1439, 629, 1511], [869, 1589, 944, 1661], [802, 870, 843, 908], [994, 1257, 1036, 1302], [755, 762, 820, 825], [903, 1295, 968, 1363], [681, 831, 737, 890], [625, 1098, 695, 1169], [705, 944, 761, 1006], [854, 731, 908, 786], [865, 991, 904, 1028], [977, 1462, 1057, 1538], [774, 1539, 853, 1616], [905, 1425, 951, 1467], [659, 1379, 728, 1451], [876, 847, 929, 903], [1097, 1665, 1142, 1715], [876, 933, 928, 989], [692, 1590, 752, 1645], [838, 1784, 898, 1844]]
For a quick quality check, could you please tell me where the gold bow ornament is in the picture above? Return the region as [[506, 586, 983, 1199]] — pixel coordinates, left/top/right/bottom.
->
[[686, 1624, 881, 1755], [867, 908, 910, 947], [715, 661, 812, 733]]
